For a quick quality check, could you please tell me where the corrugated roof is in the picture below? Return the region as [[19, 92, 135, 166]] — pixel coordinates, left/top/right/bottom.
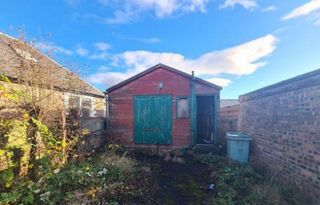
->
[[220, 99, 239, 108], [106, 63, 222, 93], [0, 32, 104, 98]]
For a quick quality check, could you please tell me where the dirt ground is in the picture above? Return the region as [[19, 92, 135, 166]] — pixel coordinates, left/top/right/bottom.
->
[[128, 151, 311, 205], [132, 152, 217, 205]]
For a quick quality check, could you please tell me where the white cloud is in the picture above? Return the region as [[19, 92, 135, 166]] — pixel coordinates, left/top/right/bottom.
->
[[89, 52, 109, 60], [36, 42, 73, 56], [103, 0, 210, 24], [75, 45, 89, 57], [220, 0, 258, 10], [207, 78, 232, 87], [97, 65, 111, 71], [140, 37, 161, 44], [87, 72, 128, 87], [118, 36, 162, 44], [94, 42, 111, 51], [88, 34, 278, 87], [97, 0, 108, 6], [261, 6, 277, 13], [282, 1, 320, 21], [65, 0, 82, 8], [105, 10, 136, 24], [315, 12, 320, 25]]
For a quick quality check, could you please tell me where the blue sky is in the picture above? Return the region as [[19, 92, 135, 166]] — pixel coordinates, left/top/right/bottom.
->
[[1, 0, 320, 99]]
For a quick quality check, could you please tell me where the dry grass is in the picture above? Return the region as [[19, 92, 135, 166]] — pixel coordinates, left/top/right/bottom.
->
[[103, 152, 136, 173]]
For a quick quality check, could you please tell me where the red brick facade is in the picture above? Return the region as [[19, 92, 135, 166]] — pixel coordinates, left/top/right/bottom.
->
[[219, 103, 240, 139], [239, 69, 320, 204], [107, 65, 220, 149]]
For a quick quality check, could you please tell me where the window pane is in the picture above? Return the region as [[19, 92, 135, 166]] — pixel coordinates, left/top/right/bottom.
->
[[82, 108, 91, 117], [177, 98, 189, 118], [68, 96, 81, 116], [82, 98, 93, 117], [69, 96, 80, 108], [82, 98, 92, 108]]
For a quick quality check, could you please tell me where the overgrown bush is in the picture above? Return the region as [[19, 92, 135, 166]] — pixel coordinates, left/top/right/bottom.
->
[[0, 153, 151, 204], [0, 74, 104, 204], [199, 154, 311, 205]]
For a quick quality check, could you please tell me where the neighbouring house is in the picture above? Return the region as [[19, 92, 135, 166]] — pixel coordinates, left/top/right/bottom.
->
[[0, 32, 107, 174], [219, 99, 240, 139], [0, 32, 106, 133], [106, 64, 222, 150]]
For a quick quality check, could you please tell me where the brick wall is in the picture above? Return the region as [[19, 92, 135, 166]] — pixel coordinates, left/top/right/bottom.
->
[[219, 104, 240, 139], [239, 69, 320, 203]]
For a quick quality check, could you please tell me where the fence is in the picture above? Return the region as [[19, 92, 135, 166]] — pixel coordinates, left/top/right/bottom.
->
[[77, 117, 107, 153], [79, 117, 106, 133]]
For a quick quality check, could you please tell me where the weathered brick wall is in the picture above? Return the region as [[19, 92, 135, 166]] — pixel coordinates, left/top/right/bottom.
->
[[239, 69, 320, 203], [219, 104, 239, 139]]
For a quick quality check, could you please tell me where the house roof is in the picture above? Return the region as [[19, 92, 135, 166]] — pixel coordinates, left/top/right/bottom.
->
[[106, 63, 222, 93], [0, 32, 104, 98], [220, 99, 239, 108]]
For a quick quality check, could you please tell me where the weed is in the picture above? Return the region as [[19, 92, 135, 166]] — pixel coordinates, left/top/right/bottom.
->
[[200, 153, 311, 205], [0, 152, 152, 204]]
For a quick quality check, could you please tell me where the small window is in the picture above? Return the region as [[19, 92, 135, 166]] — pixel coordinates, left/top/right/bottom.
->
[[69, 96, 80, 108], [82, 98, 93, 117], [177, 97, 189, 118], [82, 98, 92, 108], [67, 96, 81, 116]]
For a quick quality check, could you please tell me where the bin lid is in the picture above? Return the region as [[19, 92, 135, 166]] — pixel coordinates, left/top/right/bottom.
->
[[226, 132, 252, 141]]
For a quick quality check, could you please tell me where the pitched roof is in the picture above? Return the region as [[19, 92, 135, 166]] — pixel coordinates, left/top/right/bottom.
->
[[0, 32, 104, 98], [106, 63, 222, 93], [220, 99, 239, 108]]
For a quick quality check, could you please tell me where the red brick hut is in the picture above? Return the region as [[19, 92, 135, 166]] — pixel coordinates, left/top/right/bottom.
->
[[106, 64, 222, 150]]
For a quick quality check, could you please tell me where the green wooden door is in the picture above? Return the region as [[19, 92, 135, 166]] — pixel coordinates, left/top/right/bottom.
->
[[134, 95, 172, 144]]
